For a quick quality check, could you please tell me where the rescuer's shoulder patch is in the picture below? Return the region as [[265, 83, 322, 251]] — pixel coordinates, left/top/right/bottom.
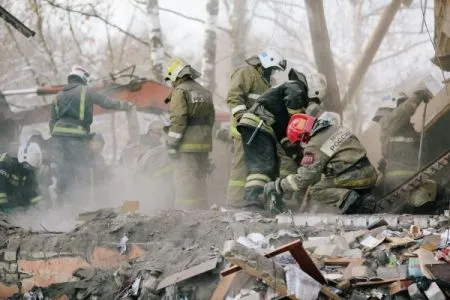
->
[[320, 127, 352, 157], [301, 152, 315, 165]]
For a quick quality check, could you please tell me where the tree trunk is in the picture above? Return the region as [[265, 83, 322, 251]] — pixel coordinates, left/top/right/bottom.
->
[[147, 0, 165, 82], [201, 0, 219, 93], [230, 0, 248, 69], [342, 0, 401, 108], [305, 0, 342, 116]]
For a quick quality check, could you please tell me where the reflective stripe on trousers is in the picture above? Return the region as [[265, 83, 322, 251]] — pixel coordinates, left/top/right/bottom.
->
[[245, 173, 271, 188], [384, 170, 416, 179], [0, 192, 7, 204]]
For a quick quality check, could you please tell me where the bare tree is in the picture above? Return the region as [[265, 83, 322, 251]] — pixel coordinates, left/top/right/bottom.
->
[[230, 0, 248, 69], [201, 0, 219, 92], [146, 0, 165, 82]]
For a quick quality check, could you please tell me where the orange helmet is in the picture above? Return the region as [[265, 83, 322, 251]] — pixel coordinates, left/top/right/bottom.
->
[[287, 114, 316, 144]]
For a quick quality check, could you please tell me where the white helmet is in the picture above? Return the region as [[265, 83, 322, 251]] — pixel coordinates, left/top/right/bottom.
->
[[306, 73, 327, 101], [164, 57, 201, 82], [68, 65, 90, 85], [258, 47, 287, 71], [18, 143, 43, 168], [381, 91, 408, 109], [318, 111, 341, 126]]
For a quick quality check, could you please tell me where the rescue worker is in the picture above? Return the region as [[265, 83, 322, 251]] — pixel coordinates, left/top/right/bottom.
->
[[0, 143, 43, 213], [264, 112, 378, 214], [134, 120, 174, 208], [373, 90, 435, 212], [89, 133, 112, 184], [237, 69, 327, 211], [27, 132, 55, 205], [164, 58, 215, 209], [226, 47, 287, 207], [49, 65, 133, 203]]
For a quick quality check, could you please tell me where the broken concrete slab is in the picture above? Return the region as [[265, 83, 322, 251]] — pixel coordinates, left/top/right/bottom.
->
[[331, 235, 350, 250], [313, 244, 341, 257], [223, 241, 288, 296], [156, 257, 219, 291], [424, 282, 446, 300], [376, 265, 408, 279], [302, 236, 331, 250], [341, 248, 363, 259], [408, 283, 427, 300]]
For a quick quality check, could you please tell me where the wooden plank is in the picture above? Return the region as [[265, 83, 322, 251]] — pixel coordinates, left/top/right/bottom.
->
[[210, 272, 239, 300], [320, 287, 342, 300], [324, 257, 364, 266], [353, 277, 405, 287], [221, 240, 326, 285]]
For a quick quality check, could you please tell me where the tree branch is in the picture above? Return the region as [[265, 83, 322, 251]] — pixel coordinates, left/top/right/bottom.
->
[[44, 0, 150, 46], [31, 0, 60, 78], [372, 40, 429, 64]]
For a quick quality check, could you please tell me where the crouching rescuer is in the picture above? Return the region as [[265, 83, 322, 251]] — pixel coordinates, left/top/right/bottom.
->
[[264, 113, 378, 214], [0, 143, 43, 213], [237, 69, 327, 212], [164, 58, 215, 209]]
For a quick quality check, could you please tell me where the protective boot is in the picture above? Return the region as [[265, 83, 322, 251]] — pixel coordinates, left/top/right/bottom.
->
[[243, 186, 265, 212], [340, 190, 377, 214]]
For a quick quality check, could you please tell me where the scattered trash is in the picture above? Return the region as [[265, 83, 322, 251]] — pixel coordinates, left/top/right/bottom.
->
[[409, 225, 423, 239], [130, 276, 142, 296], [360, 235, 384, 249], [119, 233, 129, 255]]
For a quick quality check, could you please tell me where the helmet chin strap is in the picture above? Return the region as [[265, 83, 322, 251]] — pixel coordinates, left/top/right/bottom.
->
[[262, 67, 273, 82]]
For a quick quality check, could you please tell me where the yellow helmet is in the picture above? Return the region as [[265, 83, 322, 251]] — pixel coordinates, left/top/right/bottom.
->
[[164, 57, 201, 82]]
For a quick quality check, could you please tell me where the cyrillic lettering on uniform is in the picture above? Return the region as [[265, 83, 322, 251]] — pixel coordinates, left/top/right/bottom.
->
[[320, 127, 352, 157]]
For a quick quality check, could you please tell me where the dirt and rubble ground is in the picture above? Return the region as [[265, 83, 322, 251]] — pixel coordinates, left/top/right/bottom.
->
[[1, 208, 450, 300]]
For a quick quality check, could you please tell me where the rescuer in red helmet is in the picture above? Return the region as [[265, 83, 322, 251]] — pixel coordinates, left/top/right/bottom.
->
[[264, 111, 378, 214]]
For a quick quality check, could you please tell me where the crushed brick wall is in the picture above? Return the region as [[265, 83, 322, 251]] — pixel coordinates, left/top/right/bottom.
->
[[0, 233, 145, 298]]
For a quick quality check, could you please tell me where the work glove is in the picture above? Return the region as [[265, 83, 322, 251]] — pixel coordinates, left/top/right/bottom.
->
[[414, 89, 433, 104], [264, 178, 283, 199]]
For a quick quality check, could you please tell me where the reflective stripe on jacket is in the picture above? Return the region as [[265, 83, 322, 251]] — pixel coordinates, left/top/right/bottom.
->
[[166, 77, 215, 153]]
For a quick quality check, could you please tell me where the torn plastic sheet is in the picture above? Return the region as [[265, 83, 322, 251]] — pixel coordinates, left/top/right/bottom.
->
[[284, 264, 322, 300], [119, 234, 129, 255]]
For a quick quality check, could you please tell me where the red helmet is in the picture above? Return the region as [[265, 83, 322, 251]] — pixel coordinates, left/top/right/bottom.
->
[[287, 114, 316, 144]]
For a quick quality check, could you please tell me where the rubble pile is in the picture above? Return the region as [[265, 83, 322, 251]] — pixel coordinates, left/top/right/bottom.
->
[[1, 209, 450, 299]]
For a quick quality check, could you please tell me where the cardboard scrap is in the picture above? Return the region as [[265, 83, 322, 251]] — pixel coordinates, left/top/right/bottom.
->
[[386, 236, 416, 249], [421, 235, 441, 251], [389, 280, 413, 295], [121, 200, 139, 213], [413, 248, 445, 279], [157, 257, 219, 290], [425, 264, 450, 282]]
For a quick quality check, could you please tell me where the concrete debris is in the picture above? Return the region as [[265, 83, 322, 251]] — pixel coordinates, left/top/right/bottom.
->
[[3, 210, 450, 299], [424, 282, 446, 300]]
